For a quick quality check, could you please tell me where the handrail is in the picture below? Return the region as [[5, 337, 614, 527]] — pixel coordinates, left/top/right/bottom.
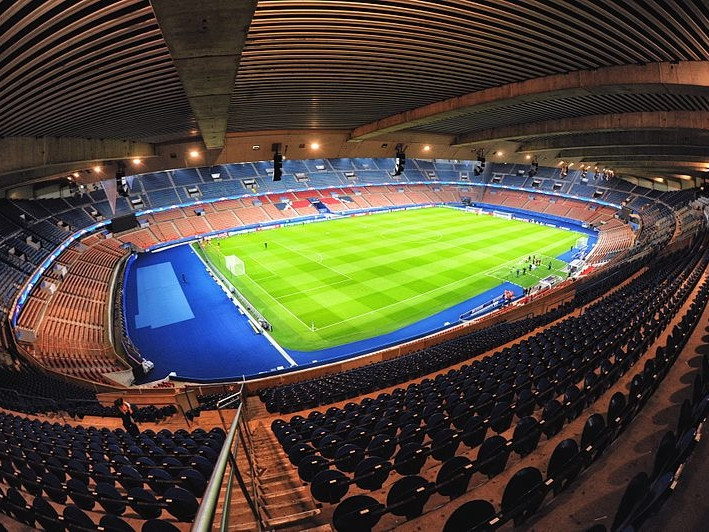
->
[[192, 400, 242, 532], [216, 391, 241, 410], [192, 380, 258, 531]]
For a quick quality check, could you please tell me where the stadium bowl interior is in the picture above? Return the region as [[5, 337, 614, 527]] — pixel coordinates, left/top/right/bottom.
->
[[1, 2, 709, 531]]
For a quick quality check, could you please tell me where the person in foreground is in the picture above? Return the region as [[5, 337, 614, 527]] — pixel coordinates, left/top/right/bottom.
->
[[115, 397, 140, 436]]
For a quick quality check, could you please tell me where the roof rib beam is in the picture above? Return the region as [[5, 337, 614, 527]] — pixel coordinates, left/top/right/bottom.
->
[[452, 111, 709, 147], [150, 0, 257, 149], [517, 130, 709, 154], [0, 137, 155, 189], [350, 61, 709, 140]]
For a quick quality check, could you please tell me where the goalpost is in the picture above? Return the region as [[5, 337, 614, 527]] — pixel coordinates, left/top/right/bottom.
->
[[225, 255, 246, 276], [196, 239, 274, 330]]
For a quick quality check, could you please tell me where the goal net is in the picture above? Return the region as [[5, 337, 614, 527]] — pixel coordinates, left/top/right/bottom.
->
[[492, 210, 513, 220], [575, 236, 588, 249], [225, 255, 245, 276]]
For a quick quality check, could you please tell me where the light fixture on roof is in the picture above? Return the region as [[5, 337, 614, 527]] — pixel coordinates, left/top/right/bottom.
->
[[528, 156, 538, 178], [423, 145, 431, 152], [392, 143, 406, 176], [272, 143, 283, 181], [474, 149, 486, 176], [310, 142, 320, 150], [525, 154, 532, 160], [132, 158, 141, 165], [72, 172, 80, 178], [93, 165, 102, 173], [116, 165, 129, 197], [188, 150, 200, 159]]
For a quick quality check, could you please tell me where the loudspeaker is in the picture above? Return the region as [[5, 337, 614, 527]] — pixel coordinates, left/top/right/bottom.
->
[[273, 153, 283, 181]]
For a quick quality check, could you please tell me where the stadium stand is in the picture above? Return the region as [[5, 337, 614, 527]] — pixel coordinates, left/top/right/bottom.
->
[[0, 410, 225, 529], [0, 160, 706, 531]]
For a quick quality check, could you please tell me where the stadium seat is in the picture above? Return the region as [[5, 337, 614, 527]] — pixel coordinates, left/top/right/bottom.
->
[[32, 496, 62, 531], [500, 466, 548, 526], [354, 456, 390, 491], [95, 482, 127, 515], [477, 435, 511, 478], [163, 486, 199, 521], [443, 499, 497, 532], [178, 468, 207, 497], [488, 401, 514, 433], [310, 469, 350, 503], [100, 514, 135, 532], [386, 475, 435, 519], [580, 414, 610, 465], [511, 416, 542, 457], [394, 442, 428, 476], [435, 456, 474, 499], [63, 504, 95, 530], [66, 478, 95, 511], [41, 471, 68, 504], [546, 439, 584, 496], [541, 400, 566, 439], [332, 495, 384, 532], [366, 434, 396, 460], [142, 520, 181, 532], [430, 428, 461, 462], [128, 487, 163, 520], [611, 472, 650, 531], [298, 454, 329, 482], [461, 415, 487, 448], [334, 444, 365, 473]]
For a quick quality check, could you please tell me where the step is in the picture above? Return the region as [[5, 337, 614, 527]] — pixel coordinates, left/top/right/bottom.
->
[[259, 479, 306, 494], [263, 508, 321, 529], [260, 490, 312, 507], [260, 470, 300, 483]]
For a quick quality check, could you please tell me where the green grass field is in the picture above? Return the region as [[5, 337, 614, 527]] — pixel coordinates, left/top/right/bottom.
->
[[197, 207, 583, 351]]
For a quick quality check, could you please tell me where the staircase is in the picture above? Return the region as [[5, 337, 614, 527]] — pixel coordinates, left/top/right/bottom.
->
[[218, 396, 321, 530]]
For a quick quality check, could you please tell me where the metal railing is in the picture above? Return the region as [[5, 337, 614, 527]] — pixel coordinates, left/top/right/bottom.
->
[[192, 381, 263, 531]]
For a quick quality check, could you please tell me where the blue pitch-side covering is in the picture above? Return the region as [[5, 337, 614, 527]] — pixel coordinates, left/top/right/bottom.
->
[[124, 245, 288, 383], [133, 263, 194, 329]]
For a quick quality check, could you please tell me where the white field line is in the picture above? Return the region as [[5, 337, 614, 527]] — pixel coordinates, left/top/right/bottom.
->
[[271, 239, 354, 282], [239, 254, 314, 331]]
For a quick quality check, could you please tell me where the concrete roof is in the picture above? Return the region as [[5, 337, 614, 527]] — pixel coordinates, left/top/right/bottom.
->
[[2, 1, 709, 189]]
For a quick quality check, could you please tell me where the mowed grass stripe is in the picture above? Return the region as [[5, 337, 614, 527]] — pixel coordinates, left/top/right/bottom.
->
[[201, 208, 582, 351]]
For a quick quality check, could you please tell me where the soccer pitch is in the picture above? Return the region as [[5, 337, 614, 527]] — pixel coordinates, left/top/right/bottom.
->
[[198, 207, 584, 351]]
